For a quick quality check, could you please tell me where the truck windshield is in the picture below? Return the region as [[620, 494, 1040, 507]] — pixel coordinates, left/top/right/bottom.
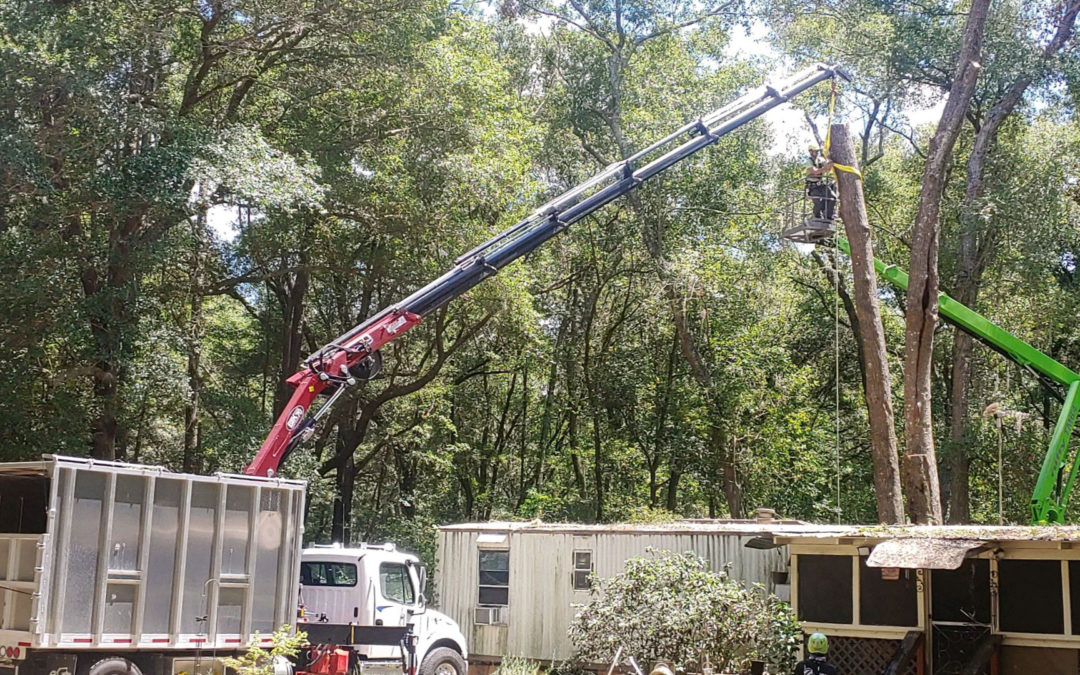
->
[[301, 561, 358, 587]]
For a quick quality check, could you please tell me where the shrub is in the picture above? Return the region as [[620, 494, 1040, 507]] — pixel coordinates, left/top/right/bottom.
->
[[494, 656, 543, 675], [222, 625, 307, 675], [568, 550, 799, 674]]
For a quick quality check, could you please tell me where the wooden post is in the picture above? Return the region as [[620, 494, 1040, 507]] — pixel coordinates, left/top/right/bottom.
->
[[830, 123, 905, 524]]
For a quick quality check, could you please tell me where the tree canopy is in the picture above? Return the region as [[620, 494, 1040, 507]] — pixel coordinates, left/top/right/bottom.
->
[[3, 0, 1080, 549]]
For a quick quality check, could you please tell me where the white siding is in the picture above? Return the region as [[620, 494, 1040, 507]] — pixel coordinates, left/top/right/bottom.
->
[[435, 527, 788, 662]]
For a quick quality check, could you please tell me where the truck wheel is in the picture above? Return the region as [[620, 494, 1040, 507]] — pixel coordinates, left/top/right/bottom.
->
[[420, 647, 466, 675], [86, 657, 143, 675]]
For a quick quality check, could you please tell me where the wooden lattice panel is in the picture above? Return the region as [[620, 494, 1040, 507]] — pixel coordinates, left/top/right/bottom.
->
[[827, 636, 917, 675]]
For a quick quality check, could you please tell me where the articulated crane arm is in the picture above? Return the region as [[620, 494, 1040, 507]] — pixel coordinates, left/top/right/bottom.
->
[[245, 63, 850, 478], [832, 236, 1080, 524]]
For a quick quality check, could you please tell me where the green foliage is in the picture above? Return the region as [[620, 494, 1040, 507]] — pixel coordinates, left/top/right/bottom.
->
[[568, 550, 800, 673], [493, 656, 542, 675], [221, 626, 307, 675], [2, 0, 1080, 546]]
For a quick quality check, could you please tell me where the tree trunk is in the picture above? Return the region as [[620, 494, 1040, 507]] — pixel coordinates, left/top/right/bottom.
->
[[565, 285, 588, 497], [831, 124, 905, 524], [666, 469, 681, 512], [903, 0, 991, 524], [183, 208, 206, 474], [332, 450, 355, 544], [517, 362, 529, 508], [581, 285, 604, 521], [183, 311, 203, 474], [649, 333, 678, 508], [85, 214, 142, 460], [946, 203, 984, 523], [271, 266, 310, 418], [330, 397, 362, 543], [812, 249, 866, 391]]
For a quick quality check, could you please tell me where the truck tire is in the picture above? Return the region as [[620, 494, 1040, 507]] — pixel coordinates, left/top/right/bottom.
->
[[420, 647, 466, 675], [86, 657, 143, 675]]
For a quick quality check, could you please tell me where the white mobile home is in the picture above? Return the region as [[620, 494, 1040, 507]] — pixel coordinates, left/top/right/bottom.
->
[[436, 519, 1080, 673], [434, 518, 794, 665]]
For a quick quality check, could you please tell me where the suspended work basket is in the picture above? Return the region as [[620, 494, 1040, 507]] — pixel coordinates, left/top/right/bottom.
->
[[780, 186, 839, 245]]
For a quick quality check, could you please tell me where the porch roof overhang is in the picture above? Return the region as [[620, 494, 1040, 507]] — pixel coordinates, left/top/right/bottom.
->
[[866, 538, 988, 570]]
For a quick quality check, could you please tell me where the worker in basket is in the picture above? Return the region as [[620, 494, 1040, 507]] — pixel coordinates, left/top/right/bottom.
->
[[806, 145, 836, 222], [794, 632, 837, 675]]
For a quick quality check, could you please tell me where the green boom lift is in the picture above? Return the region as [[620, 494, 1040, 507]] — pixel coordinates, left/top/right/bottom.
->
[[822, 235, 1080, 524]]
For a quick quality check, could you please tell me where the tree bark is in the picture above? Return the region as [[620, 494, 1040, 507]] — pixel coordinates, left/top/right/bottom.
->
[[903, 0, 991, 524], [332, 447, 355, 544], [831, 124, 906, 524], [812, 249, 866, 391], [183, 207, 208, 474], [269, 265, 310, 418]]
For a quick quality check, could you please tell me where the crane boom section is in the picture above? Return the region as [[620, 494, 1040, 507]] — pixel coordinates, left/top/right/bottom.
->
[[245, 63, 849, 477], [834, 236, 1080, 523]]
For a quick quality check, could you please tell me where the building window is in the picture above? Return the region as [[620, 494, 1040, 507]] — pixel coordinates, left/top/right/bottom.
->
[[573, 551, 593, 590], [931, 558, 991, 624], [797, 555, 853, 624], [1069, 562, 1080, 634], [479, 550, 509, 606], [999, 559, 1063, 634], [380, 563, 415, 605], [859, 557, 918, 627]]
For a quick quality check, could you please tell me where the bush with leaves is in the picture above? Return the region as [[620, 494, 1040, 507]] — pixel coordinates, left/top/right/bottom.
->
[[494, 656, 543, 675], [568, 550, 800, 674], [222, 626, 307, 675]]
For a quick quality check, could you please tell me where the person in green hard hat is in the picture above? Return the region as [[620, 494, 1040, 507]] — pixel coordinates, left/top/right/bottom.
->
[[793, 633, 837, 675]]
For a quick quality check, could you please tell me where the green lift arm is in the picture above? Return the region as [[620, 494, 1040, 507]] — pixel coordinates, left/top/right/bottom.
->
[[832, 236, 1080, 524]]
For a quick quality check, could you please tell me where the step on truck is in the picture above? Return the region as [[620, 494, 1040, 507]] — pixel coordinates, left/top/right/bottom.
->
[[0, 456, 466, 675]]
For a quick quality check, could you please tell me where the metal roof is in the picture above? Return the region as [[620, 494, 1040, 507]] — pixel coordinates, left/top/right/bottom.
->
[[440, 519, 822, 536], [439, 520, 1080, 543], [773, 524, 1080, 543]]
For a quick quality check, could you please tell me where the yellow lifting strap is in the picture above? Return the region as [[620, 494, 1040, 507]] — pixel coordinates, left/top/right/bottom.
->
[[823, 80, 863, 180]]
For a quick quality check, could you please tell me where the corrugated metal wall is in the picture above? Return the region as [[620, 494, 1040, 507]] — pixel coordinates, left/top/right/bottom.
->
[[436, 528, 789, 662]]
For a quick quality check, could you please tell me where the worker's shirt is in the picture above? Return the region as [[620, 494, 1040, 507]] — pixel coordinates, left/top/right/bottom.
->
[[806, 155, 830, 185], [793, 656, 837, 675]]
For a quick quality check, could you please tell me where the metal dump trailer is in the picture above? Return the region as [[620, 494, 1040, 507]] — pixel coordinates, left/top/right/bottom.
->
[[0, 455, 305, 675]]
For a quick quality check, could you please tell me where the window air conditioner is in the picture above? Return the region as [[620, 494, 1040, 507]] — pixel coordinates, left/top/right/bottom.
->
[[474, 606, 507, 625]]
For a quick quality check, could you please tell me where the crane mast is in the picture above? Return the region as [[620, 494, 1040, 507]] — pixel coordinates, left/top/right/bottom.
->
[[246, 63, 850, 477]]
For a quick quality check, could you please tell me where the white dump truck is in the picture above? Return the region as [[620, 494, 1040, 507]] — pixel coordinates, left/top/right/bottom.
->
[[0, 456, 466, 675]]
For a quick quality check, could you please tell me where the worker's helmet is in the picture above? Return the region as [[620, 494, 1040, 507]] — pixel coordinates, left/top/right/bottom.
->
[[808, 144, 822, 152], [807, 633, 829, 655]]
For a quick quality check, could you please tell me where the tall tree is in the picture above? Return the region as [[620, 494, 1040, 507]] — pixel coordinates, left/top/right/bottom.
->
[[903, 0, 991, 524], [946, 0, 1080, 522], [523, 0, 761, 516], [831, 124, 905, 524]]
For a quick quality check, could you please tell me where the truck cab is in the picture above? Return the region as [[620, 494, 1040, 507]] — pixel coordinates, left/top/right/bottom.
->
[[299, 543, 467, 675]]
